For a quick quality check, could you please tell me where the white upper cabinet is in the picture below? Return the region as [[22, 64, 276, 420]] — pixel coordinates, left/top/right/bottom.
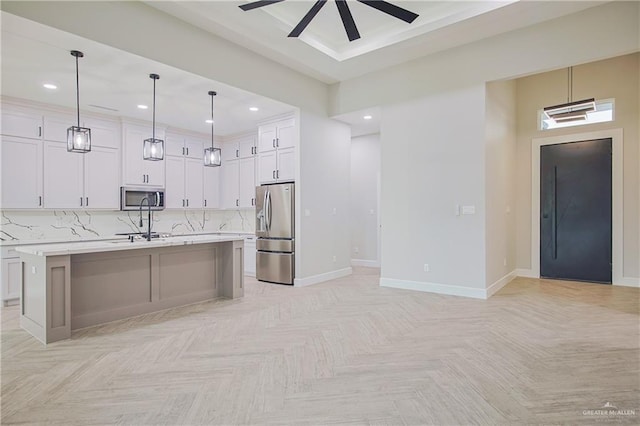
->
[[122, 122, 165, 187], [43, 114, 74, 143], [166, 132, 205, 159], [257, 116, 296, 184], [1, 136, 43, 208], [1, 107, 42, 140], [184, 158, 204, 208], [223, 133, 256, 161], [203, 166, 220, 209], [84, 118, 120, 149], [83, 146, 120, 209], [164, 156, 185, 209], [184, 137, 204, 159], [43, 141, 84, 208]]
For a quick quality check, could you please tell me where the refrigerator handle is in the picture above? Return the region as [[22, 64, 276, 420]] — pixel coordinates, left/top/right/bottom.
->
[[266, 190, 272, 231]]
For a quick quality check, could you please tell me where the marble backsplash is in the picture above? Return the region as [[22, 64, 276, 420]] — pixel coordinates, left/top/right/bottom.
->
[[0, 209, 256, 242]]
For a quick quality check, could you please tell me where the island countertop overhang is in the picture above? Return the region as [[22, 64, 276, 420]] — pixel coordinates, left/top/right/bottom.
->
[[15, 234, 245, 257]]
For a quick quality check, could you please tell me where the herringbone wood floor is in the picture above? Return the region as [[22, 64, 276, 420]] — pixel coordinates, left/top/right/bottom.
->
[[1, 268, 639, 425]]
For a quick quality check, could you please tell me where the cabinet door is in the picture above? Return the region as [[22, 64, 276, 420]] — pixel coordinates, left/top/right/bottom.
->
[[165, 156, 185, 208], [185, 158, 204, 208], [145, 158, 166, 187], [276, 118, 296, 149], [43, 141, 84, 208], [203, 166, 220, 209], [221, 160, 239, 208], [84, 147, 120, 209], [164, 133, 184, 158], [258, 123, 277, 153], [43, 114, 74, 143], [1, 137, 43, 208], [276, 147, 296, 182], [85, 118, 120, 149], [238, 135, 256, 158], [184, 137, 204, 159], [257, 151, 277, 184], [239, 157, 256, 208], [2, 258, 21, 301], [123, 125, 147, 186], [222, 140, 238, 162], [1, 109, 42, 139], [243, 238, 256, 276]]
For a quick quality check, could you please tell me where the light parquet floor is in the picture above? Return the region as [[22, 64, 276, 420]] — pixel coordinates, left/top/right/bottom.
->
[[1, 267, 639, 425]]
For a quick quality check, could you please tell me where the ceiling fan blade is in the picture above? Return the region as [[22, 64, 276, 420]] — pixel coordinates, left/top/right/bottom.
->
[[239, 0, 285, 12], [335, 0, 361, 41], [356, 0, 419, 23], [289, 0, 327, 38]]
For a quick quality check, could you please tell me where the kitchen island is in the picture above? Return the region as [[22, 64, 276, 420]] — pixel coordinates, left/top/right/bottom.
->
[[16, 235, 244, 344]]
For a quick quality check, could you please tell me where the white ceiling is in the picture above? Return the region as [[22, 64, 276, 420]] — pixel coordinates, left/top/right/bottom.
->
[[147, 0, 610, 84], [0, 13, 296, 137]]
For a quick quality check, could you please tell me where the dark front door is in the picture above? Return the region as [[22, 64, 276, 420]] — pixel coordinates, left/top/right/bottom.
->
[[540, 138, 612, 283]]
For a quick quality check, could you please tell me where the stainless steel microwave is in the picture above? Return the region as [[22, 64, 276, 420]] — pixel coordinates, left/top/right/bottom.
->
[[120, 187, 165, 211]]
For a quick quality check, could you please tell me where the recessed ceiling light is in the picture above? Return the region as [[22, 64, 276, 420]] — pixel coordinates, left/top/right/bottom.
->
[[205, 119, 214, 124], [43, 83, 57, 90], [137, 104, 148, 110], [363, 115, 372, 120], [249, 107, 259, 112]]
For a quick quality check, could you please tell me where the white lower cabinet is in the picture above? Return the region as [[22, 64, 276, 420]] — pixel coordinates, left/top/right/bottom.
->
[[244, 236, 256, 277], [1, 248, 21, 305]]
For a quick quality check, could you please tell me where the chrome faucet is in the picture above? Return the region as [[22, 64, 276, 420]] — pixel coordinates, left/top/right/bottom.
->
[[138, 196, 152, 241]]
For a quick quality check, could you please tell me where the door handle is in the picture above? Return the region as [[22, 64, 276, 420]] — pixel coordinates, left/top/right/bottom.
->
[[182, 199, 185, 207], [182, 147, 185, 155], [38, 196, 42, 206], [86, 197, 89, 207], [552, 166, 558, 260], [236, 199, 239, 207], [186, 147, 189, 156], [272, 170, 275, 179], [276, 138, 279, 147], [272, 139, 275, 148], [204, 199, 207, 207], [236, 149, 239, 158], [266, 190, 272, 231], [276, 170, 279, 179], [186, 199, 189, 207]]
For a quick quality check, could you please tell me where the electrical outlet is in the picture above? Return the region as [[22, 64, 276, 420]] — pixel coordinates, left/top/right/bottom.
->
[[354, 247, 359, 254], [332, 255, 337, 262], [503, 258, 507, 266], [423, 263, 430, 272]]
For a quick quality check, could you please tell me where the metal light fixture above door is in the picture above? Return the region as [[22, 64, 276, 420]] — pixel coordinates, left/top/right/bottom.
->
[[143, 73, 164, 161], [543, 67, 595, 123], [204, 90, 221, 167], [67, 50, 91, 153]]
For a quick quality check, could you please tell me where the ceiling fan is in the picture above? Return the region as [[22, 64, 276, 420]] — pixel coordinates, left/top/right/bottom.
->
[[239, 0, 419, 42]]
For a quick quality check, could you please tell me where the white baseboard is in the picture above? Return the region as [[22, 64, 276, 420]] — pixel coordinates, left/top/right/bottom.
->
[[614, 277, 640, 288], [515, 268, 537, 278], [351, 259, 380, 268], [486, 270, 517, 298], [379, 277, 487, 299], [294, 267, 353, 287]]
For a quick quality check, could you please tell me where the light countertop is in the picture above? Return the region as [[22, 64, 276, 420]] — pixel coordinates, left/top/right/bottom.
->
[[1, 231, 255, 248], [15, 234, 245, 257]]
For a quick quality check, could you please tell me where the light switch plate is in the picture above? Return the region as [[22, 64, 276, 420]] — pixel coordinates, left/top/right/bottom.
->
[[462, 205, 476, 215]]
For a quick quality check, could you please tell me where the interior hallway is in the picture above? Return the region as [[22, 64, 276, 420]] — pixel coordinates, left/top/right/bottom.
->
[[1, 268, 638, 424]]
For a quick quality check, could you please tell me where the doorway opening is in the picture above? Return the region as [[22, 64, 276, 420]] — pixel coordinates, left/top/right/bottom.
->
[[540, 139, 612, 283]]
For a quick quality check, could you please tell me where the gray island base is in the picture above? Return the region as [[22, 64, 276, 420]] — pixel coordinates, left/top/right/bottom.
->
[[16, 236, 244, 344]]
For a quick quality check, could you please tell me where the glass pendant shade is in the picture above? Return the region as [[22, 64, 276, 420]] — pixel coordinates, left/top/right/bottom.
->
[[143, 137, 164, 161], [67, 50, 91, 153], [144, 73, 164, 161], [204, 147, 221, 167], [204, 90, 221, 167], [67, 126, 91, 153]]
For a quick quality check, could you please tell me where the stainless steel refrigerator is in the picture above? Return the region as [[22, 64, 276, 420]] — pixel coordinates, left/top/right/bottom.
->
[[255, 182, 295, 285]]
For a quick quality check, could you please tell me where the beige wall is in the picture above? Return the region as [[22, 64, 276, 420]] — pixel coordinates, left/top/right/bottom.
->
[[515, 53, 640, 279], [485, 80, 517, 286]]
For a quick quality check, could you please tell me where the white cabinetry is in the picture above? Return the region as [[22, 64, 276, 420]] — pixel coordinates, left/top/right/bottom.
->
[[1, 252, 21, 304], [122, 123, 165, 187], [165, 132, 205, 209], [221, 134, 257, 209], [203, 166, 220, 209], [1, 107, 42, 139], [1, 136, 43, 208], [257, 117, 296, 184], [244, 235, 256, 277]]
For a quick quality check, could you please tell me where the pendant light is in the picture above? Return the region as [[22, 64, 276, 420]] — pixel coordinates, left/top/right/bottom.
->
[[67, 50, 91, 153], [543, 67, 595, 123], [204, 90, 221, 167], [143, 73, 164, 161]]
